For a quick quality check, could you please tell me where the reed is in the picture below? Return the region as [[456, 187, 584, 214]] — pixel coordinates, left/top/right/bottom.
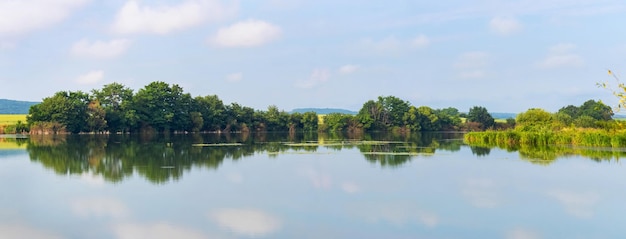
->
[[465, 128, 626, 148]]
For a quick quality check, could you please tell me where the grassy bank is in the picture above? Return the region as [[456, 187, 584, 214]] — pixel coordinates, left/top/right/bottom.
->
[[464, 128, 626, 148]]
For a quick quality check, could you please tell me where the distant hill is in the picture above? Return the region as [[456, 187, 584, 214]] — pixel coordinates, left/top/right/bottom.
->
[[0, 99, 39, 114], [490, 112, 517, 119], [291, 108, 357, 115]]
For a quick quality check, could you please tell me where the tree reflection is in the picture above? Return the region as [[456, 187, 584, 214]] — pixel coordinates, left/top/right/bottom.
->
[[470, 146, 491, 157], [22, 132, 466, 184], [466, 140, 626, 165]]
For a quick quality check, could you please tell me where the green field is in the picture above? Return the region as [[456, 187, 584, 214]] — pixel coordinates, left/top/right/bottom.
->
[[318, 114, 326, 125], [0, 114, 27, 126]]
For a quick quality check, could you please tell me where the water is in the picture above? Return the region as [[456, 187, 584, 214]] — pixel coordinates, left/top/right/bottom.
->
[[0, 133, 624, 238]]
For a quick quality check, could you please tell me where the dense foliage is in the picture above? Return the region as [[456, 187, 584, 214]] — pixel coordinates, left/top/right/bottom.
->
[[465, 100, 621, 148], [25, 82, 473, 134]]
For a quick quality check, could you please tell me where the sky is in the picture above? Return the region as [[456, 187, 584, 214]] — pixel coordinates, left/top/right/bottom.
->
[[0, 0, 625, 113]]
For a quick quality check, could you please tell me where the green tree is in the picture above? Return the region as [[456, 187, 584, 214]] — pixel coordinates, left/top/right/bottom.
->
[[357, 100, 383, 130], [435, 107, 461, 130], [515, 108, 553, 131], [378, 96, 410, 127], [357, 96, 411, 130], [190, 112, 204, 132], [28, 91, 91, 133], [91, 83, 134, 132], [417, 106, 441, 131], [467, 106, 495, 130], [301, 112, 318, 132], [324, 113, 352, 131], [402, 106, 422, 131], [224, 103, 254, 132], [193, 95, 225, 131], [262, 105, 290, 131], [580, 100, 613, 121], [558, 100, 613, 121], [131, 82, 191, 132]]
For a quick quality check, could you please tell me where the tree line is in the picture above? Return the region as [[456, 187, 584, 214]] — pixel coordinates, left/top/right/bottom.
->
[[26, 81, 611, 134], [25, 82, 501, 134]]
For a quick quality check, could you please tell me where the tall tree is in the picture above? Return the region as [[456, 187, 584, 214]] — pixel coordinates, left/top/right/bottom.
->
[[91, 83, 134, 132], [194, 95, 225, 131], [131, 82, 190, 132], [301, 112, 319, 132], [28, 91, 91, 133], [357, 96, 411, 130], [467, 106, 495, 130]]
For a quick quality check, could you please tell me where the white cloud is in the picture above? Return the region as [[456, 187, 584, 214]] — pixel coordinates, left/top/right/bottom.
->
[[454, 51, 491, 79], [226, 72, 243, 82], [295, 68, 330, 89], [489, 16, 523, 36], [538, 43, 584, 69], [0, 0, 88, 36], [114, 222, 207, 239], [412, 34, 431, 48], [548, 190, 600, 218], [210, 208, 281, 237], [71, 197, 130, 219], [209, 19, 282, 48], [112, 0, 235, 35], [71, 39, 132, 59], [339, 64, 359, 75], [76, 70, 104, 85]]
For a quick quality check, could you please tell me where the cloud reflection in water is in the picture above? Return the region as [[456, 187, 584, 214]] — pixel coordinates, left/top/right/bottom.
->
[[210, 208, 281, 237]]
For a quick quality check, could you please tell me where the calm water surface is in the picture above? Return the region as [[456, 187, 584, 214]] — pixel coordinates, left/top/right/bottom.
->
[[0, 133, 624, 239]]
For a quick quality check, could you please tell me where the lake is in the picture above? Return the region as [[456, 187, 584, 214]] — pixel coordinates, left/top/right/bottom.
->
[[0, 132, 624, 238]]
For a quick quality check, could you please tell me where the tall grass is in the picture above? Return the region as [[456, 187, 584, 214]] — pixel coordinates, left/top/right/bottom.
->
[[465, 128, 626, 148]]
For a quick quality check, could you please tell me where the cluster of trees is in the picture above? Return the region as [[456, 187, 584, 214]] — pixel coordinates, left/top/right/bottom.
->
[[26, 82, 501, 134], [321, 96, 496, 132], [27, 82, 319, 134], [515, 100, 614, 131]]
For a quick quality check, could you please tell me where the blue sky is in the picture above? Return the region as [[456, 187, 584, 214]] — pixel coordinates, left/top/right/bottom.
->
[[0, 0, 625, 113]]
